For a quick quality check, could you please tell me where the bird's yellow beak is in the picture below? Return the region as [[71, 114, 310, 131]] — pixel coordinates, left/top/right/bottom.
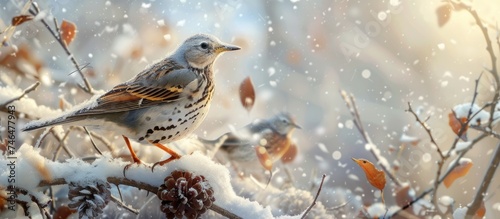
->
[[215, 43, 241, 53]]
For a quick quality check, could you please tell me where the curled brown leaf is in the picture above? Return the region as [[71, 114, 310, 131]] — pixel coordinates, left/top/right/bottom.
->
[[11, 15, 33, 26], [239, 76, 255, 112]]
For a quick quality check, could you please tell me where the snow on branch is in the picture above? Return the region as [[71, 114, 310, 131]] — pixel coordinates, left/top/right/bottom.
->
[[0, 81, 39, 108], [0, 144, 274, 218]]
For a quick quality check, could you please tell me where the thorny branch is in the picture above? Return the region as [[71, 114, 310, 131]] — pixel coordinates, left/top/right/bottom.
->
[[340, 90, 402, 187], [38, 177, 242, 219], [27, 2, 94, 94]]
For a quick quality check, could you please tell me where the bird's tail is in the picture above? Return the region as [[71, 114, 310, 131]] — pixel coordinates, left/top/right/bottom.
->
[[22, 115, 83, 132]]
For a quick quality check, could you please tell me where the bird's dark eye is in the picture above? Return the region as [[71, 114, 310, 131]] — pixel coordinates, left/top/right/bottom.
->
[[200, 42, 208, 49]]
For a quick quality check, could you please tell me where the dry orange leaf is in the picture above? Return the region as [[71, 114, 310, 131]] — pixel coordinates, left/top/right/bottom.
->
[[11, 15, 33, 26], [281, 143, 297, 164], [436, 4, 453, 27], [60, 20, 77, 46], [448, 112, 468, 141], [352, 158, 386, 204], [239, 76, 255, 112], [443, 158, 473, 188]]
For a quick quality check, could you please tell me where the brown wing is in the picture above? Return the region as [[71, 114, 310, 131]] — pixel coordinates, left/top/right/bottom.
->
[[71, 59, 200, 116]]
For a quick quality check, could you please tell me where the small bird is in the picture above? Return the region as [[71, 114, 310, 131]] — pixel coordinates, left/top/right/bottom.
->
[[201, 113, 300, 175], [23, 34, 240, 171]]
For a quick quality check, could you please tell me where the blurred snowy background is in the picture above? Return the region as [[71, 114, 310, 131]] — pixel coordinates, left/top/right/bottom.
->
[[2, 0, 500, 218]]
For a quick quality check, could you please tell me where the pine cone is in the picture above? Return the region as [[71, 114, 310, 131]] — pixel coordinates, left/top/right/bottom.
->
[[157, 170, 215, 219], [68, 181, 111, 219]]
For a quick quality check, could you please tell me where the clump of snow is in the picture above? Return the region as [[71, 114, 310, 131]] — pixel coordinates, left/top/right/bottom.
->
[[453, 141, 472, 153], [452, 103, 490, 126], [439, 195, 454, 206], [366, 202, 386, 217], [453, 207, 467, 219]]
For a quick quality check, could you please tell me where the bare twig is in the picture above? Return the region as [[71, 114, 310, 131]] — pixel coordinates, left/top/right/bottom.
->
[[340, 90, 402, 187], [450, 1, 500, 131], [392, 133, 488, 217], [470, 125, 500, 139], [301, 174, 326, 219], [28, 3, 94, 94], [406, 103, 445, 206], [110, 195, 139, 215], [73, 126, 114, 152], [466, 141, 500, 216], [51, 128, 75, 160], [406, 103, 444, 159], [0, 81, 40, 108], [34, 126, 52, 148], [83, 126, 103, 155], [39, 177, 242, 219], [450, 1, 499, 86]]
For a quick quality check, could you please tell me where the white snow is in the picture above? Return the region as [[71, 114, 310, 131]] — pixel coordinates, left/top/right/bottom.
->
[[453, 207, 467, 219], [453, 141, 472, 153], [366, 203, 386, 217], [0, 144, 280, 218], [439, 196, 454, 206], [452, 103, 490, 126], [446, 157, 472, 173]]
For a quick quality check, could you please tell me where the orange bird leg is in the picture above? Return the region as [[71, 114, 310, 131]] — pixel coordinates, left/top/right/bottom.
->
[[122, 135, 143, 177], [150, 142, 182, 171]]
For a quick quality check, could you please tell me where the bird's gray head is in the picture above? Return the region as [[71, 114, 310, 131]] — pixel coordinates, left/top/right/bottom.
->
[[175, 34, 240, 69], [270, 113, 301, 135]]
